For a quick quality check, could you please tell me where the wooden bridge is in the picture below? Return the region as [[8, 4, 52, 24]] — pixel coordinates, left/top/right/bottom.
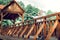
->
[[0, 0, 60, 40], [0, 12, 60, 40]]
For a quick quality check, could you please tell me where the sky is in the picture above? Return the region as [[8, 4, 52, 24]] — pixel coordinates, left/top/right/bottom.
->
[[16, 0, 60, 12]]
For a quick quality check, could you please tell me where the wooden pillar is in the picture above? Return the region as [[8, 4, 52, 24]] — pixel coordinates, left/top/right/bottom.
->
[[33, 21, 45, 40], [45, 15, 59, 40], [49, 21, 52, 30], [22, 14, 24, 22], [1, 12, 3, 28], [25, 23, 35, 38], [0, 12, 3, 34], [34, 20, 36, 35], [43, 18, 47, 37], [56, 14, 60, 40]]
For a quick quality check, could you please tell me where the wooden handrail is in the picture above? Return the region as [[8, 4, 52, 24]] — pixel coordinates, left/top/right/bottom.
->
[[10, 12, 60, 27], [45, 20, 59, 40]]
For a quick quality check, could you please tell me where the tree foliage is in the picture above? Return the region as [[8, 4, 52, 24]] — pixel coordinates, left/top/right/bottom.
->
[[46, 10, 56, 20], [0, 1, 39, 26], [46, 10, 53, 15], [0, 0, 12, 5], [18, 1, 25, 9], [2, 20, 13, 28], [16, 2, 39, 22]]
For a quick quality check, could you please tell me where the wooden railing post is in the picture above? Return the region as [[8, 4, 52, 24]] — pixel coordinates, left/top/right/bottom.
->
[[0, 12, 3, 34], [55, 14, 60, 40], [12, 24, 20, 36], [19, 21, 29, 37], [45, 15, 59, 40], [25, 20, 36, 39], [34, 20, 37, 35], [33, 20, 45, 40], [49, 21, 52, 30], [43, 18, 47, 37], [9, 25, 16, 36]]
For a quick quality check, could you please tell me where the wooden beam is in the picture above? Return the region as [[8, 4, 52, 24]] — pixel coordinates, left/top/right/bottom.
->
[[45, 20, 58, 40], [13, 27, 20, 35], [48, 21, 52, 33], [34, 24, 36, 35], [1, 12, 3, 28], [25, 24, 35, 38], [34, 12, 60, 20], [20, 25, 28, 37], [15, 27, 23, 36], [0, 12, 3, 35], [3, 12, 8, 17], [43, 18, 47, 37], [5, 27, 10, 35], [12, 27, 18, 35], [9, 27, 16, 36], [45, 14, 59, 40], [7, 28, 12, 35], [33, 22, 45, 40], [22, 14, 24, 22]]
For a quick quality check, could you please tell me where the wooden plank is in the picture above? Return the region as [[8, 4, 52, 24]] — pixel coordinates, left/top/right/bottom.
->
[[15, 27, 23, 36], [56, 22, 60, 38], [33, 23, 45, 40], [13, 27, 20, 35], [22, 14, 24, 22], [12, 27, 19, 35], [43, 18, 47, 37], [7, 28, 12, 35], [25, 24, 35, 38], [20, 25, 28, 37], [1, 13, 3, 32], [44, 23, 47, 37], [45, 20, 58, 40], [9, 27, 16, 36], [8, 28, 14, 36], [3, 28, 9, 35], [7, 27, 15, 35], [5, 28, 10, 35], [34, 25, 37, 35], [34, 12, 60, 20]]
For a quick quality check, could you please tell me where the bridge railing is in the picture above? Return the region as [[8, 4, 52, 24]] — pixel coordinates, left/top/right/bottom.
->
[[9, 12, 60, 27], [1, 12, 60, 40]]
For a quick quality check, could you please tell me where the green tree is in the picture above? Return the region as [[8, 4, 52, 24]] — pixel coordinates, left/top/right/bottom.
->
[[46, 10, 56, 20], [24, 4, 39, 21], [18, 1, 25, 9], [24, 13, 33, 21], [25, 4, 39, 16], [16, 3, 39, 22], [46, 10, 53, 15], [25, 4, 33, 13], [0, 0, 12, 5], [2, 20, 13, 28]]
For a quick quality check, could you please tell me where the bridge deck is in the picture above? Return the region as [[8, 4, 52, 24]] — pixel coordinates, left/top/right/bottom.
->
[[0, 34, 58, 40], [0, 35, 20, 40]]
